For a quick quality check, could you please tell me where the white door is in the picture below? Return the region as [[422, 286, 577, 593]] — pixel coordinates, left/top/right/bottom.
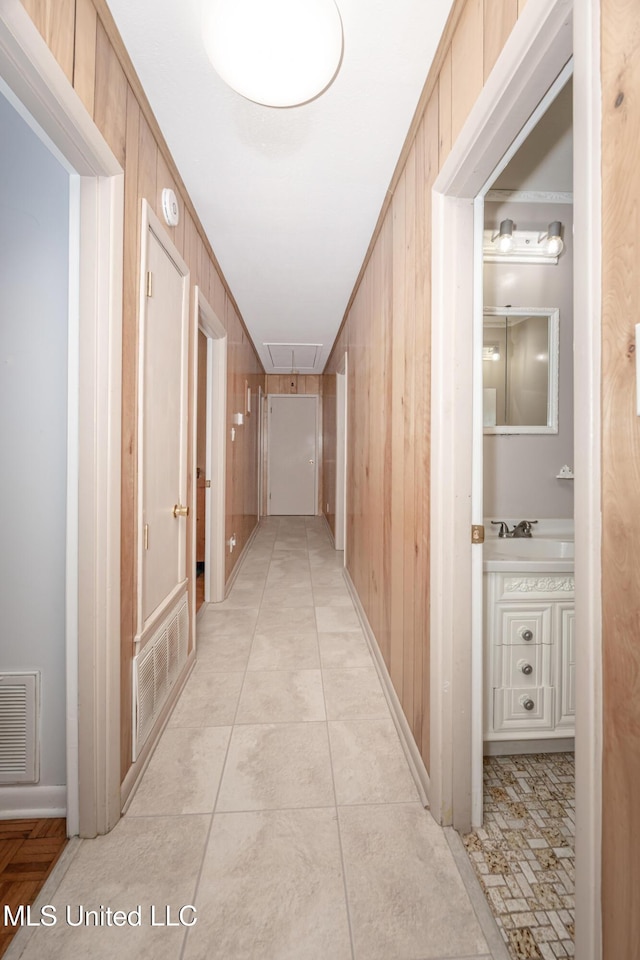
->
[[139, 207, 189, 631], [268, 396, 318, 515]]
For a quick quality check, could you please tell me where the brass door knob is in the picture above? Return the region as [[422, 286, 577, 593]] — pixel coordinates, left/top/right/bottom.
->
[[173, 504, 189, 518]]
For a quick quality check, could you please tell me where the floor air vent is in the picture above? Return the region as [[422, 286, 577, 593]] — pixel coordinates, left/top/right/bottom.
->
[[133, 597, 189, 760], [0, 673, 39, 784]]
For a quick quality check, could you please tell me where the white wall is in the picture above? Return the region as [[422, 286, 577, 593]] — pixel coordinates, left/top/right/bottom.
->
[[483, 201, 574, 519], [0, 93, 69, 793]]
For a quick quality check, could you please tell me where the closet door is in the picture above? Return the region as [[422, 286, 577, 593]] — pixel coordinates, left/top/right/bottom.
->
[[268, 395, 318, 515], [137, 203, 190, 635]]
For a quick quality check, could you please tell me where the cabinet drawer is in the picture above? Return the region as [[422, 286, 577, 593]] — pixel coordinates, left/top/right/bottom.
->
[[493, 686, 554, 732], [496, 604, 552, 646], [497, 642, 551, 688]]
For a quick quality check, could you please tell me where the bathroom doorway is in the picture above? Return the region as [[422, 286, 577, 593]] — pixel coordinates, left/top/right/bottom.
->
[[429, 2, 602, 956], [475, 70, 575, 822], [466, 71, 577, 960]]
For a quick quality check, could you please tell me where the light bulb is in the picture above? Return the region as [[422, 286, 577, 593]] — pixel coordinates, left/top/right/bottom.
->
[[497, 233, 515, 254], [496, 219, 515, 255], [545, 221, 564, 257], [545, 235, 564, 257]]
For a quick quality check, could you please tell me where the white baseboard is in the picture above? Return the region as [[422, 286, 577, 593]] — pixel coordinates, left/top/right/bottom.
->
[[223, 522, 261, 596], [485, 736, 575, 756], [0, 784, 66, 819], [321, 512, 336, 548], [343, 569, 431, 807], [120, 651, 196, 811]]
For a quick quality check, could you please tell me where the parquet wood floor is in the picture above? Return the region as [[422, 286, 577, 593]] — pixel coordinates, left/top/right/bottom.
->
[[0, 819, 67, 957]]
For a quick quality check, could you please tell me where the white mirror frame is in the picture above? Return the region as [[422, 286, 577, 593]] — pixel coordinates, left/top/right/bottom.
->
[[483, 306, 559, 435]]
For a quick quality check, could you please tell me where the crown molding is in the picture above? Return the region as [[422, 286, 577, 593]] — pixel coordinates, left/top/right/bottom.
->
[[486, 189, 573, 204]]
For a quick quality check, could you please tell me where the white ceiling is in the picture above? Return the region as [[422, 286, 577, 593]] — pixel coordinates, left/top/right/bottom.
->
[[106, 0, 454, 372], [494, 79, 573, 194]]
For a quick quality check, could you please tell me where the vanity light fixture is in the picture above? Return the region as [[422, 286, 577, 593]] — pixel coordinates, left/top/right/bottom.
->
[[482, 344, 501, 362], [202, 0, 344, 107], [483, 219, 565, 264]]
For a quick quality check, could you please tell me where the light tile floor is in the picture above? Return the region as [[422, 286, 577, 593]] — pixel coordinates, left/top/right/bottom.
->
[[13, 517, 496, 960], [463, 754, 575, 960]]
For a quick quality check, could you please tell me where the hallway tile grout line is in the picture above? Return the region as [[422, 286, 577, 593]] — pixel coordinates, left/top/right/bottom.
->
[[178, 522, 276, 960], [175, 528, 270, 960], [307, 518, 358, 960], [12, 517, 495, 960]]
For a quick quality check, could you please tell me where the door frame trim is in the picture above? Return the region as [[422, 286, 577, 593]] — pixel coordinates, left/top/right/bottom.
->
[[335, 354, 347, 553], [192, 287, 227, 608], [0, 0, 124, 836]]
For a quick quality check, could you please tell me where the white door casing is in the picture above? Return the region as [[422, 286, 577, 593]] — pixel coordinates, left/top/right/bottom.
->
[[335, 355, 347, 553], [137, 201, 190, 640], [192, 286, 227, 609], [268, 395, 318, 515], [0, 0, 124, 836]]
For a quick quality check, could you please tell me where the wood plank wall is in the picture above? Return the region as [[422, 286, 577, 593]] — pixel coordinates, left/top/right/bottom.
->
[[264, 375, 324, 515], [323, 0, 528, 774], [600, 2, 640, 955], [18, 0, 264, 784]]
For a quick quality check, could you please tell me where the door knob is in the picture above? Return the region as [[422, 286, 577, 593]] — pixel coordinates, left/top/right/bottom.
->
[[309, 459, 315, 464], [173, 504, 189, 518]]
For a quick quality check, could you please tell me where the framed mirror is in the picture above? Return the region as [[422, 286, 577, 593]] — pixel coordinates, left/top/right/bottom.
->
[[483, 306, 559, 434]]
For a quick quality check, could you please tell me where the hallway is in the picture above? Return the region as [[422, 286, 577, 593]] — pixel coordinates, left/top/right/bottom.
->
[[11, 518, 496, 960]]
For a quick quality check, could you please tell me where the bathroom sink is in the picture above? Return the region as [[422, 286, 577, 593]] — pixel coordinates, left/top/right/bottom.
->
[[484, 538, 574, 562]]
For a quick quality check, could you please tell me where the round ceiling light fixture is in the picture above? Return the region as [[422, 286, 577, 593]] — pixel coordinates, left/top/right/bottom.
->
[[202, 0, 343, 107]]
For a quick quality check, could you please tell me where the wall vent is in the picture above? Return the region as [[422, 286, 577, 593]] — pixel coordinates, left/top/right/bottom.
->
[[133, 597, 189, 759], [0, 673, 39, 784]]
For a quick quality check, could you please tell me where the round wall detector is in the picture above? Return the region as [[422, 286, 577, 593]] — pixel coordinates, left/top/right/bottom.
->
[[162, 188, 180, 227]]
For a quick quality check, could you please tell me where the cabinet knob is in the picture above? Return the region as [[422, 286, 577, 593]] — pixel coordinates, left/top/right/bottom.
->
[[520, 628, 533, 642], [520, 696, 535, 711], [518, 660, 533, 676]]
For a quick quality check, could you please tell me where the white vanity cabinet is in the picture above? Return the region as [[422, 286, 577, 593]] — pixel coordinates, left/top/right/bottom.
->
[[484, 571, 575, 742]]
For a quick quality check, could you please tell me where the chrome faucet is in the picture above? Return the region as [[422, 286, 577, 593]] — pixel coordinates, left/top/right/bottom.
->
[[491, 520, 538, 538]]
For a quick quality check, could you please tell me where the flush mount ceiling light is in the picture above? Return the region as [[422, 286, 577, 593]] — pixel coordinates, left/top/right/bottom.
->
[[483, 219, 565, 264], [202, 0, 343, 107]]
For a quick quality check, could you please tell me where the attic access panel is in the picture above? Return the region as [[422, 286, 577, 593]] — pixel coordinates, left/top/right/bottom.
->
[[265, 343, 322, 371]]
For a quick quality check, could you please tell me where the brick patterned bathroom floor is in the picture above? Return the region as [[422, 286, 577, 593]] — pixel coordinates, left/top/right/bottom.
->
[[463, 753, 575, 960]]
